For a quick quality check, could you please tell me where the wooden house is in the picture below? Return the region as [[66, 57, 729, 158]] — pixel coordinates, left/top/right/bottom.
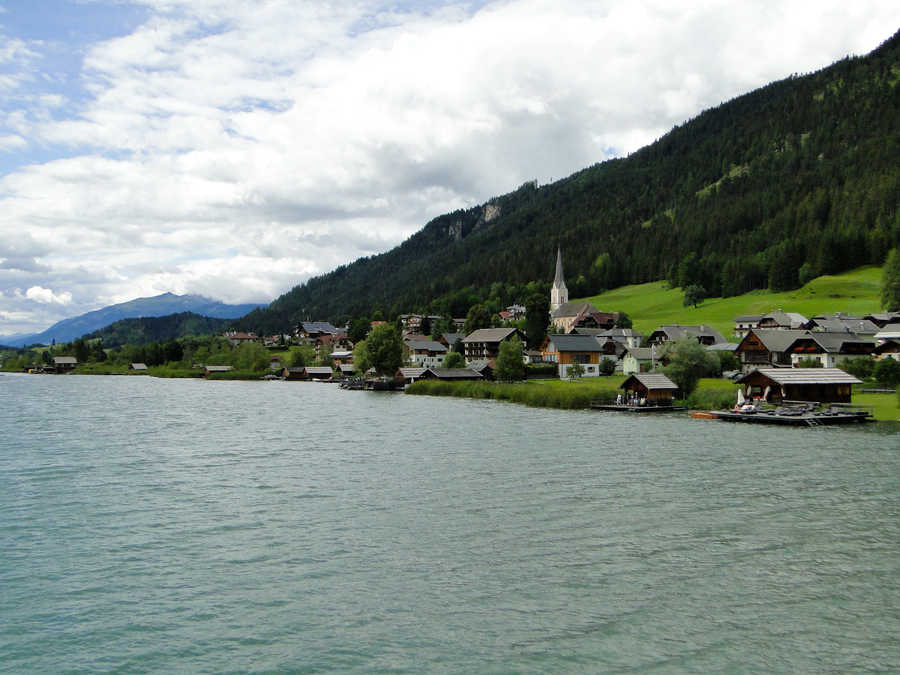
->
[[204, 365, 233, 377], [620, 373, 679, 405], [304, 366, 334, 381], [735, 329, 809, 373], [462, 327, 525, 362], [541, 333, 608, 378], [338, 364, 356, 376], [283, 367, 306, 381], [736, 368, 861, 404], [129, 362, 148, 371], [467, 360, 495, 380]]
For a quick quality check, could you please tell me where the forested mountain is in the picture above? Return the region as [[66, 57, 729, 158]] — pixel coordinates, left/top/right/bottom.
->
[[6, 292, 262, 346], [83, 312, 234, 348], [239, 30, 900, 334]]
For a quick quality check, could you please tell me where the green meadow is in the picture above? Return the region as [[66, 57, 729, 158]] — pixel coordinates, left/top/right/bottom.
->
[[580, 266, 883, 338]]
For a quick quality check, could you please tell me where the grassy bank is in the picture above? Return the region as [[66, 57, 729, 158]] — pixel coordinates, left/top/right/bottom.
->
[[579, 266, 882, 338], [407, 377, 740, 411], [407, 376, 900, 422]]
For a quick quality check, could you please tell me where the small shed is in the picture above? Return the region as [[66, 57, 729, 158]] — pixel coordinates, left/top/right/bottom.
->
[[53, 356, 78, 372], [204, 365, 233, 377], [619, 373, 679, 405], [736, 367, 861, 403], [129, 363, 148, 371], [283, 367, 306, 381], [304, 366, 334, 381], [396, 367, 433, 384]]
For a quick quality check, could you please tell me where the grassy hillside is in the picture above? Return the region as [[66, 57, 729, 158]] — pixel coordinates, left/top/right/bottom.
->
[[580, 266, 883, 338]]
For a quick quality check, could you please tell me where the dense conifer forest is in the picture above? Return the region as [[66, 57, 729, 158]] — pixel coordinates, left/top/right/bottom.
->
[[239, 30, 900, 333], [83, 312, 233, 348]]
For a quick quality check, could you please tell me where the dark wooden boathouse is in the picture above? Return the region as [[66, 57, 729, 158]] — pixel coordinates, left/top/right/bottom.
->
[[736, 368, 861, 404]]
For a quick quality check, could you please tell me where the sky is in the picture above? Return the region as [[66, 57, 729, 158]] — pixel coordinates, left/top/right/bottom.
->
[[1, 1, 898, 337]]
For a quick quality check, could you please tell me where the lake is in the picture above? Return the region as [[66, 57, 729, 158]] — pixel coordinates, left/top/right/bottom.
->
[[1, 373, 898, 673]]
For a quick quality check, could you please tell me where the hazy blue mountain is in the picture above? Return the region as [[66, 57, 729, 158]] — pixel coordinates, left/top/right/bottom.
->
[[5, 293, 265, 347]]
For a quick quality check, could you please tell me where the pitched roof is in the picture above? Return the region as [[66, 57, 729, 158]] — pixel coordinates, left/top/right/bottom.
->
[[740, 328, 810, 352], [300, 321, 339, 334], [737, 367, 861, 385], [650, 324, 727, 343], [550, 301, 599, 319], [462, 327, 520, 343], [53, 356, 77, 365], [441, 333, 465, 345], [759, 310, 808, 328], [404, 340, 447, 352], [398, 367, 429, 378], [304, 367, 334, 375], [789, 332, 873, 354], [621, 373, 678, 390], [547, 333, 605, 352], [624, 347, 653, 360]]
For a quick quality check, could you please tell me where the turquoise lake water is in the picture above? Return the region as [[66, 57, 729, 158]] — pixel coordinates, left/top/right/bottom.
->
[[1, 373, 899, 673]]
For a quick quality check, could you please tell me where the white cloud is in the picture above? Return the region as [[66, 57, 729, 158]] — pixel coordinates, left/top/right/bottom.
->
[[1, 0, 899, 335], [24, 286, 73, 305]]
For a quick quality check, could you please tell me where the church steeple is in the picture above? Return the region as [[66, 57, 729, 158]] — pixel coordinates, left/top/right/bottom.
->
[[550, 247, 568, 313]]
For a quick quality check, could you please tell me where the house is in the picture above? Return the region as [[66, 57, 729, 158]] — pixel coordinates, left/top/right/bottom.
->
[[338, 364, 357, 376], [732, 315, 762, 337], [439, 333, 465, 351], [620, 373, 679, 405], [786, 332, 874, 368], [399, 314, 443, 332], [462, 327, 526, 362], [52, 356, 78, 372], [757, 310, 808, 330], [550, 301, 607, 333], [467, 360, 495, 380], [315, 333, 353, 360], [404, 339, 447, 367], [735, 329, 809, 373], [621, 347, 654, 375], [873, 339, 900, 361], [804, 314, 879, 338], [864, 312, 900, 328], [648, 324, 727, 346], [222, 331, 258, 346], [295, 322, 340, 340], [874, 323, 900, 343], [541, 333, 610, 378], [283, 367, 307, 381], [736, 368, 861, 404], [330, 350, 354, 365], [304, 366, 334, 381]]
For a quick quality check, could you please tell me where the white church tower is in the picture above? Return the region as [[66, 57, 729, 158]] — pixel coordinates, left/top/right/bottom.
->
[[550, 247, 568, 313]]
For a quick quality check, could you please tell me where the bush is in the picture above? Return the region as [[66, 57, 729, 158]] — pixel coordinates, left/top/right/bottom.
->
[[840, 356, 875, 380], [796, 357, 823, 368], [599, 358, 616, 375], [873, 358, 900, 387]]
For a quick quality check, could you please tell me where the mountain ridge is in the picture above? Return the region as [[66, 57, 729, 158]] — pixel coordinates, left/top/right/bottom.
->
[[3, 293, 264, 347], [237, 28, 900, 334]]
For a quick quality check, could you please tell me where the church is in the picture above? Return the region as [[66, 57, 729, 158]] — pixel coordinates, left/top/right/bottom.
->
[[549, 249, 615, 333]]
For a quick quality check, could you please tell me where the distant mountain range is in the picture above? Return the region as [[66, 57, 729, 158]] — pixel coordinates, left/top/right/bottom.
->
[[2, 293, 265, 347]]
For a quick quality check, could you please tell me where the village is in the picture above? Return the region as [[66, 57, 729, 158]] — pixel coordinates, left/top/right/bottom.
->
[[30, 249, 900, 419]]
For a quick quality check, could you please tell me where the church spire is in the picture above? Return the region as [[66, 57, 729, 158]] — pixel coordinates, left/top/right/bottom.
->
[[550, 247, 568, 313], [553, 247, 565, 286]]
